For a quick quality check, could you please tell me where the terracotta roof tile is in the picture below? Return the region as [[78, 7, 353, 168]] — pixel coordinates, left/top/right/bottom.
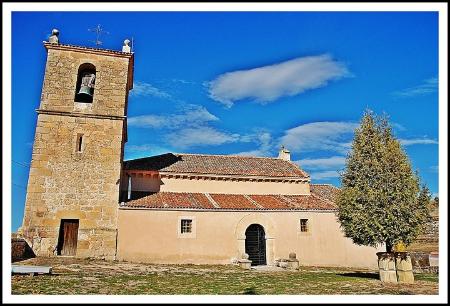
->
[[124, 153, 308, 178], [249, 195, 295, 210], [310, 184, 340, 203], [209, 194, 258, 209], [122, 192, 336, 211], [284, 194, 336, 210]]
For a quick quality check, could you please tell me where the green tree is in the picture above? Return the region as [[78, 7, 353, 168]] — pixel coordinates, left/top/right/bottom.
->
[[337, 110, 430, 252]]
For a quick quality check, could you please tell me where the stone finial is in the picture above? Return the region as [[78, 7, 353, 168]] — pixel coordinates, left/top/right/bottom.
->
[[278, 145, 291, 161], [48, 29, 59, 44], [242, 253, 249, 260], [289, 252, 297, 260], [122, 39, 131, 53]]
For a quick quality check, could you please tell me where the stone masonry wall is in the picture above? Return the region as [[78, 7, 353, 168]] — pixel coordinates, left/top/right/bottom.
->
[[40, 48, 130, 117], [21, 114, 124, 259], [20, 45, 132, 260]]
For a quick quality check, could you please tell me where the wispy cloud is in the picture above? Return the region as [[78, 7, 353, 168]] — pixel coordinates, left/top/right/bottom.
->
[[308, 170, 341, 180], [392, 122, 407, 132], [208, 54, 351, 107], [296, 156, 346, 170], [392, 77, 438, 98], [171, 78, 197, 85], [429, 165, 438, 173], [399, 138, 438, 146], [128, 105, 218, 129], [234, 131, 274, 157], [280, 121, 358, 154], [166, 126, 241, 148], [131, 81, 172, 99]]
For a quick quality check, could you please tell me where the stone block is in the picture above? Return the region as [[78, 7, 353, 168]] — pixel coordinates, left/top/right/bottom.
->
[[379, 270, 398, 283], [287, 259, 299, 270], [429, 252, 439, 267], [238, 259, 252, 270], [377, 252, 398, 283], [397, 270, 414, 284], [77, 240, 90, 250]]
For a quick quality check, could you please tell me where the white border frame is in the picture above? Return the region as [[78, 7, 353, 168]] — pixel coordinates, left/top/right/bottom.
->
[[3, 2, 447, 304]]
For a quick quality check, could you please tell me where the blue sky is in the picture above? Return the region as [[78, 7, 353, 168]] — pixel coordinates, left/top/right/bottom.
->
[[11, 11, 439, 231]]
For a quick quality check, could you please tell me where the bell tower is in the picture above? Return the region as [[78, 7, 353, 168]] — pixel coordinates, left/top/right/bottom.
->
[[20, 30, 134, 259]]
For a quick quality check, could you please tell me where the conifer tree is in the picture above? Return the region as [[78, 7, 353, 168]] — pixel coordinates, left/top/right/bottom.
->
[[337, 110, 430, 252]]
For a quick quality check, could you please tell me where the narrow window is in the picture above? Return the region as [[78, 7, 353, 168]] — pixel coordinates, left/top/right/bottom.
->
[[127, 175, 132, 200], [181, 219, 193, 234], [300, 219, 309, 232], [76, 134, 83, 152]]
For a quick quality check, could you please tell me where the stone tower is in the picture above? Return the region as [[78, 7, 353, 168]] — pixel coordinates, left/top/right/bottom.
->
[[19, 31, 134, 259]]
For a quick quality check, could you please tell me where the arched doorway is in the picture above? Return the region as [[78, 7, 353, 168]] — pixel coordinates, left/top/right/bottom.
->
[[245, 224, 266, 266]]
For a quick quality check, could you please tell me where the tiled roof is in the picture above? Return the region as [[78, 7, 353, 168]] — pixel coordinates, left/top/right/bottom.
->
[[123, 153, 308, 178], [122, 192, 336, 211], [310, 184, 340, 203]]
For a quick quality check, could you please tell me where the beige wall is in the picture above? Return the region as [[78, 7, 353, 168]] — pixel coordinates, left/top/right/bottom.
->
[[117, 209, 381, 269], [127, 175, 310, 195]]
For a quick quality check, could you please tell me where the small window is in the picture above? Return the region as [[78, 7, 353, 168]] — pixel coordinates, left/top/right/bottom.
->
[[300, 219, 309, 232], [76, 134, 84, 152], [181, 219, 192, 234]]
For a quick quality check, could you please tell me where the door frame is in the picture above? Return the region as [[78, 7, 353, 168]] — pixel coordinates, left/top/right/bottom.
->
[[56, 219, 79, 256], [245, 223, 267, 266]]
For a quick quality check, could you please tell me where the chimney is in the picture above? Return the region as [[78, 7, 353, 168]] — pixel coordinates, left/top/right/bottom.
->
[[278, 145, 291, 161]]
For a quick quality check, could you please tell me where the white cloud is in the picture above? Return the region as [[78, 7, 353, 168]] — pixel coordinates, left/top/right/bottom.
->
[[392, 122, 407, 132], [131, 81, 172, 99], [280, 121, 358, 154], [166, 126, 241, 149], [309, 170, 341, 180], [429, 165, 438, 173], [392, 77, 438, 98], [399, 138, 438, 146], [128, 105, 218, 129], [296, 156, 346, 170], [233, 131, 274, 157], [208, 54, 350, 107]]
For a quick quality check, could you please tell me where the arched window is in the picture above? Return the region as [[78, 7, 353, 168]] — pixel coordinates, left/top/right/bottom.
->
[[74, 63, 96, 103]]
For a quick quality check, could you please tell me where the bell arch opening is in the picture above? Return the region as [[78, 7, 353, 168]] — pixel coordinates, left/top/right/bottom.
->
[[245, 224, 267, 266], [74, 63, 96, 103]]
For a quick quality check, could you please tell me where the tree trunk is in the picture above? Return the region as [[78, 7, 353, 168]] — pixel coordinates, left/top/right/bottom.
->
[[386, 240, 393, 253]]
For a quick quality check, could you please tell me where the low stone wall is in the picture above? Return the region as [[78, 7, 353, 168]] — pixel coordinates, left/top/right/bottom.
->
[[12, 238, 35, 263], [410, 251, 439, 273]]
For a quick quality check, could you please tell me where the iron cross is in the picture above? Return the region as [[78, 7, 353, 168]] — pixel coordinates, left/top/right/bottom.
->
[[88, 24, 109, 46]]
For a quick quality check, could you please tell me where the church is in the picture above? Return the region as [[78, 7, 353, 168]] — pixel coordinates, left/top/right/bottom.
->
[[19, 30, 380, 269]]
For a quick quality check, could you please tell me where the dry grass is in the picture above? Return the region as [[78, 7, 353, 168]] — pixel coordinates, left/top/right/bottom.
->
[[11, 257, 438, 295]]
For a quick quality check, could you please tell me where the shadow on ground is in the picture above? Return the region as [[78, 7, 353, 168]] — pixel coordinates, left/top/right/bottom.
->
[[337, 272, 380, 280], [242, 287, 258, 295]]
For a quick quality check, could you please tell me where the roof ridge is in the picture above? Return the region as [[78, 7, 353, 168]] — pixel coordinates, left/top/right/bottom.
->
[[44, 42, 131, 55], [175, 152, 282, 160], [311, 183, 340, 189]]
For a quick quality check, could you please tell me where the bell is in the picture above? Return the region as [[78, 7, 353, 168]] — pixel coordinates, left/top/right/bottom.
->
[[77, 85, 93, 97]]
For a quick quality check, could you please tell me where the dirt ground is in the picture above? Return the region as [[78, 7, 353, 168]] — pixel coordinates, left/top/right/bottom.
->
[[11, 257, 438, 295]]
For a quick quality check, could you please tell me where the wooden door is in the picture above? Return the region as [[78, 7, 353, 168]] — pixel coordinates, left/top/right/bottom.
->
[[245, 224, 266, 266], [57, 219, 79, 256]]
